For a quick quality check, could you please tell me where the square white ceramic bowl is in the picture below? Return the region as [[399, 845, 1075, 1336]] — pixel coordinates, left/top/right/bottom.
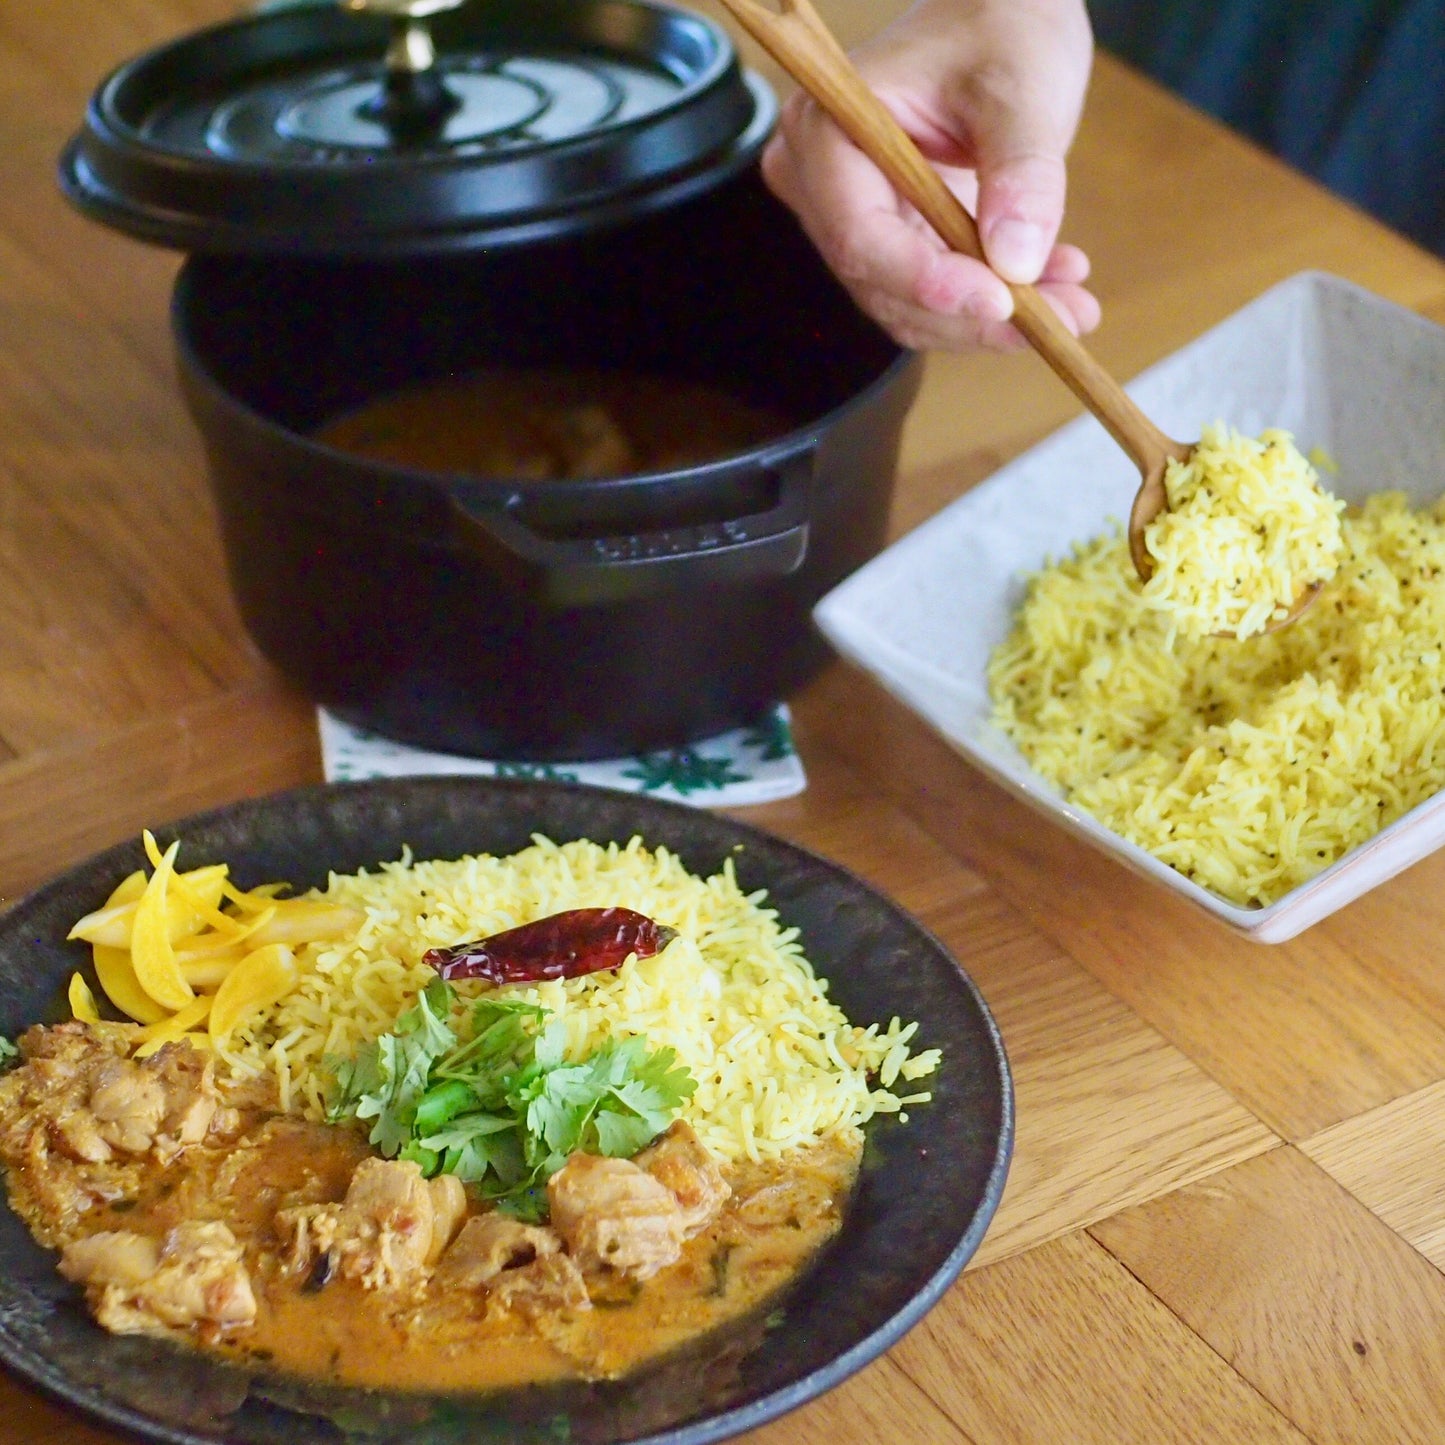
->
[[814, 272, 1445, 943]]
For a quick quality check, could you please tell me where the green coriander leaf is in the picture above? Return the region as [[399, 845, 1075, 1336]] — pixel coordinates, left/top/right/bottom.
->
[[494, 1184, 550, 1224], [598, 1034, 647, 1080], [440, 1124, 528, 1186], [607, 1077, 678, 1134], [359, 1038, 415, 1156], [330, 984, 458, 1154], [395, 1034, 437, 1110], [326, 1043, 382, 1120], [398, 1140, 440, 1175], [437, 999, 543, 1094], [631, 1042, 697, 1105], [325, 986, 697, 1215], [525, 1089, 575, 1156], [533, 1014, 570, 1071], [592, 1108, 660, 1158], [406, 978, 457, 1054], [419, 1111, 517, 1151], [413, 1077, 476, 1135]]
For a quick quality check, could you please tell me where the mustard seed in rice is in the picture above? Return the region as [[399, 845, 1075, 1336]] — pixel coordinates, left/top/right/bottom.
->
[[1141, 424, 1346, 640], [217, 836, 939, 1162], [988, 489, 1445, 908]]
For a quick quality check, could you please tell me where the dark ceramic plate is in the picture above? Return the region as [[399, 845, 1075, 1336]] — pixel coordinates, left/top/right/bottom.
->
[[0, 777, 1012, 1445]]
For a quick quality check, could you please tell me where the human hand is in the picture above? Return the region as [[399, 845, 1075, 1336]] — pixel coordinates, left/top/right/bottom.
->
[[759, 0, 1100, 352]]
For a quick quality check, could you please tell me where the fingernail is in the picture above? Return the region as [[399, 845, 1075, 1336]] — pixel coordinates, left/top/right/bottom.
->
[[985, 219, 1047, 283]]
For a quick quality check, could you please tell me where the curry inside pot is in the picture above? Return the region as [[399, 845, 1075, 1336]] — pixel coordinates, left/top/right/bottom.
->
[[313, 367, 794, 482], [0, 1022, 859, 1393]]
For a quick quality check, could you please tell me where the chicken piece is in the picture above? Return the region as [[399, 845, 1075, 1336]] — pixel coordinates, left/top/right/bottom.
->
[[547, 1154, 684, 1281], [735, 1171, 839, 1231], [424, 1173, 468, 1265], [60, 1222, 256, 1337], [2, 1025, 230, 1170], [278, 1157, 437, 1291], [433, 1209, 589, 1317], [59, 1229, 161, 1289], [52, 1107, 116, 1164], [65, 1045, 225, 1164], [147, 1045, 229, 1159], [18, 1129, 122, 1236], [435, 1212, 563, 1289], [88, 1058, 167, 1154], [0, 1024, 255, 1248], [634, 1121, 730, 1236], [487, 1251, 591, 1318], [16, 1020, 130, 1071], [549, 404, 637, 478], [0, 1023, 121, 1165]]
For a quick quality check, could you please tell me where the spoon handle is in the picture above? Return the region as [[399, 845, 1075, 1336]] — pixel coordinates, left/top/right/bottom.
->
[[718, 0, 1179, 475]]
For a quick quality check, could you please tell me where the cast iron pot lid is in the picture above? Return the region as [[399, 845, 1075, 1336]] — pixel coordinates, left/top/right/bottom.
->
[[58, 0, 777, 256]]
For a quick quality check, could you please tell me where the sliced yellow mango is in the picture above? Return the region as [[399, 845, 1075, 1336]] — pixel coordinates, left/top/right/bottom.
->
[[67, 897, 140, 948], [142, 832, 229, 913], [171, 904, 277, 962], [92, 944, 168, 1025], [241, 898, 364, 948], [107, 870, 148, 908], [221, 879, 289, 912], [167, 891, 251, 936], [177, 948, 247, 990], [68, 972, 101, 1024], [68, 863, 230, 948], [130, 840, 195, 1011], [134, 994, 213, 1058], [173, 931, 246, 963], [209, 944, 298, 1046], [168, 865, 230, 928]]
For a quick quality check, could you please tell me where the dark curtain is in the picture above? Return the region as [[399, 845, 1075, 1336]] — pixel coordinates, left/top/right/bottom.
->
[[1089, 0, 1445, 254]]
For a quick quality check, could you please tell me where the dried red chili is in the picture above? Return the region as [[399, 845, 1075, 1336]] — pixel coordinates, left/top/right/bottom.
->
[[423, 907, 678, 985]]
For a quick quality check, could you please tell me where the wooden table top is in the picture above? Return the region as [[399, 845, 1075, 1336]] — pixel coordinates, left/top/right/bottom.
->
[[4, 2, 1445, 1442]]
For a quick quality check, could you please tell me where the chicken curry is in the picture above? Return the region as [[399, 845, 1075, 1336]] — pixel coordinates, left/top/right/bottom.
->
[[0, 1020, 860, 1393], [312, 366, 791, 481]]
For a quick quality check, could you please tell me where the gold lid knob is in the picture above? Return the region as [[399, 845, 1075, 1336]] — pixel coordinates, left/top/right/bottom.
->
[[341, 0, 466, 19], [342, 0, 466, 75]]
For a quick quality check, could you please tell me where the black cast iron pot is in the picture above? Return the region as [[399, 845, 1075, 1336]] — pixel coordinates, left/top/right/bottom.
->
[[62, 0, 920, 761], [174, 172, 920, 761]]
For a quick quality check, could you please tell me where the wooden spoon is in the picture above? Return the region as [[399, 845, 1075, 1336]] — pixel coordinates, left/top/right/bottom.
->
[[717, 0, 1320, 632]]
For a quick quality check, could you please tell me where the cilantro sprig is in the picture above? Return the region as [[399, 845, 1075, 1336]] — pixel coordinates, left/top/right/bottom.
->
[[327, 980, 695, 1221]]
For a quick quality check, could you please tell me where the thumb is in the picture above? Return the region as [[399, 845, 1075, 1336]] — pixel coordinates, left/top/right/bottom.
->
[[971, 121, 1071, 286]]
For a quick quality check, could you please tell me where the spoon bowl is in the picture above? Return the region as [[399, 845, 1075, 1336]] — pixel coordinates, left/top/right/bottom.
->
[[1126, 449, 1184, 582], [1128, 442, 1325, 635], [717, 0, 1320, 636]]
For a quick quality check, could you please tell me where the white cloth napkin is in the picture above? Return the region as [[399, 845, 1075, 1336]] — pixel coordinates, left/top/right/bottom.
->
[[317, 706, 807, 807]]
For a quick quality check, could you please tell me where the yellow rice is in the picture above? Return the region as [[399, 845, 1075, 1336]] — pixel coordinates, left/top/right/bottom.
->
[[217, 836, 939, 1162], [1141, 424, 1346, 640], [988, 489, 1445, 908]]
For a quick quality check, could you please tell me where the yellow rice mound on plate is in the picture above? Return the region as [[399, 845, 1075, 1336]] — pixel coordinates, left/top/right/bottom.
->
[[217, 836, 939, 1162], [1141, 424, 1346, 640], [988, 490, 1445, 908]]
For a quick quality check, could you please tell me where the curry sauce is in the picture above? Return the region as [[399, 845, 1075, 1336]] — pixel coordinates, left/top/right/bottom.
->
[[313, 366, 791, 480], [0, 1021, 860, 1394]]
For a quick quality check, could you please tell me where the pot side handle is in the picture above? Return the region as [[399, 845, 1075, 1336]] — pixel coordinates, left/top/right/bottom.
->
[[447, 456, 812, 608]]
